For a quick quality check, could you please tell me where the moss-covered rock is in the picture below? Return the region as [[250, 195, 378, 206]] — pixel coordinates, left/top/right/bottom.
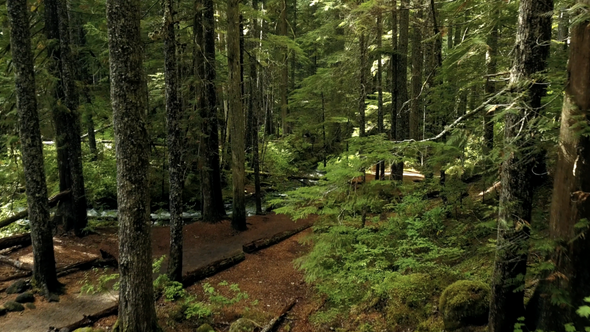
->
[[4, 301, 24, 312], [229, 318, 258, 332], [6, 279, 29, 294], [73, 327, 105, 332], [15, 291, 35, 303], [439, 280, 490, 331], [196, 323, 215, 332]]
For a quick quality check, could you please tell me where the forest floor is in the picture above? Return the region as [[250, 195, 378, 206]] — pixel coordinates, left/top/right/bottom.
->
[[0, 212, 315, 332]]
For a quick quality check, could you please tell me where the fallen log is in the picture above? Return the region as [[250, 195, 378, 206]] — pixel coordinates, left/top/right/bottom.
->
[[0, 257, 117, 286], [243, 224, 311, 254], [52, 303, 118, 332], [261, 299, 298, 332], [0, 190, 71, 229], [245, 170, 321, 181], [182, 250, 245, 287], [0, 254, 33, 271], [0, 233, 32, 251]]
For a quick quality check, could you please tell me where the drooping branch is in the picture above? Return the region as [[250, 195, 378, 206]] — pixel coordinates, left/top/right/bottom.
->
[[391, 86, 509, 144]]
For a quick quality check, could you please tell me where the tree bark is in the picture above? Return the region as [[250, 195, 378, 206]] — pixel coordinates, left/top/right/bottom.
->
[[410, 0, 422, 140], [7, 0, 60, 296], [488, 0, 552, 331], [533, 3, 590, 329], [106, 0, 159, 330], [376, 9, 384, 180], [201, 0, 226, 222], [484, 2, 499, 153], [279, 0, 289, 136], [164, 0, 185, 283], [359, 32, 367, 138], [389, 0, 398, 179], [392, 0, 409, 180], [228, 0, 247, 231]]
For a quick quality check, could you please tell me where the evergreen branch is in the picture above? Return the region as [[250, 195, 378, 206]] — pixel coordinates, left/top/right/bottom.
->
[[392, 86, 509, 144]]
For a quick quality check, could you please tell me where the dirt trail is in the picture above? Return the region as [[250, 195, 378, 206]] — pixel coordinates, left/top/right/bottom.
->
[[0, 213, 314, 332]]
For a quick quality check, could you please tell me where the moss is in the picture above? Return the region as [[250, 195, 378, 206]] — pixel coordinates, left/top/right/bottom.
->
[[196, 323, 215, 332], [385, 273, 439, 329], [439, 280, 490, 331]]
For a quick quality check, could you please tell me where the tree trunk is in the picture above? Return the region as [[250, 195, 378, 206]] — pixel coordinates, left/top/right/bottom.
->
[[393, 0, 409, 180], [57, 0, 87, 236], [106, 0, 159, 329], [164, 0, 184, 283], [250, 0, 263, 216], [202, 0, 226, 222], [533, 3, 590, 329], [389, 0, 398, 179], [488, 0, 552, 331], [359, 32, 367, 138], [228, 0, 247, 231], [7, 0, 60, 296], [45, 0, 88, 236], [410, 0, 422, 140], [279, 0, 289, 136], [376, 9, 384, 180]]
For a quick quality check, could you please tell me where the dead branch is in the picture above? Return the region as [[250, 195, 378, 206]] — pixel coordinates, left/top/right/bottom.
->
[[261, 299, 298, 332]]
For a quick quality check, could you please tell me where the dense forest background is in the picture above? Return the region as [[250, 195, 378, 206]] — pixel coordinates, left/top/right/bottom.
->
[[1, 0, 590, 331]]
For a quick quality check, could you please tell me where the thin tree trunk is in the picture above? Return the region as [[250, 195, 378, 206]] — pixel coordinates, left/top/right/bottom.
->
[[202, 0, 225, 222], [250, 0, 263, 215], [106, 0, 159, 329], [533, 3, 590, 329], [164, 0, 184, 283], [279, 0, 289, 136], [7, 0, 60, 296], [377, 9, 384, 180], [393, 0, 409, 180], [389, 0, 398, 179], [57, 0, 87, 236], [359, 33, 367, 138], [410, 0, 422, 140], [488, 0, 553, 331], [228, 0, 247, 231]]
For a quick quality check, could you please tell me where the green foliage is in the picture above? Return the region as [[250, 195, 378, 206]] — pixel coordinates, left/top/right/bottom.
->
[[439, 280, 490, 331]]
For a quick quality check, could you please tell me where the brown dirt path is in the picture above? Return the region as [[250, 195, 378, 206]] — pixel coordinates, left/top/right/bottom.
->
[[0, 212, 314, 332]]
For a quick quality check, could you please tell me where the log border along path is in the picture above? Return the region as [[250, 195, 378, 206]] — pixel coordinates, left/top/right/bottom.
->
[[0, 213, 313, 332]]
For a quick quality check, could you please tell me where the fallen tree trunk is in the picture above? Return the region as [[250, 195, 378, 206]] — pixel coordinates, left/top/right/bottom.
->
[[245, 170, 321, 181], [53, 303, 118, 332], [182, 250, 245, 287], [0, 256, 117, 284], [0, 233, 32, 251], [0, 254, 33, 271], [0, 190, 71, 229], [261, 299, 298, 332], [243, 224, 311, 254]]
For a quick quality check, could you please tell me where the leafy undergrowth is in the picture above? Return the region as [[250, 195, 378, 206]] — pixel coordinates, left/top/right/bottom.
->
[[270, 138, 498, 331]]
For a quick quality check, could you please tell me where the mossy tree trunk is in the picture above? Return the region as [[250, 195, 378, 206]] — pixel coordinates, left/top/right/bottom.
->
[[533, 2, 590, 329], [7, 0, 60, 296], [106, 0, 159, 330], [164, 0, 185, 283], [488, 0, 552, 331]]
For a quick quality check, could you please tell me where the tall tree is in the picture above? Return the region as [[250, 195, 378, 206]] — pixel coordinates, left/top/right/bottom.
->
[[488, 0, 553, 330], [7, 0, 60, 297], [164, 0, 185, 283], [533, 2, 590, 329], [249, 0, 263, 216], [376, 7, 385, 180], [393, 0, 409, 180], [359, 32, 367, 138], [484, 2, 500, 153], [279, 0, 289, 136], [201, 0, 225, 222], [45, 0, 88, 236], [409, 0, 422, 140], [389, 0, 398, 179], [106, 0, 159, 330], [228, 0, 247, 230]]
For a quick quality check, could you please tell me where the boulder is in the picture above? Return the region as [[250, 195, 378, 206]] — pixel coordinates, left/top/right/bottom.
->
[[439, 280, 490, 331], [25, 303, 36, 309], [6, 279, 29, 294], [229, 318, 257, 332], [196, 323, 215, 332], [15, 291, 35, 303], [4, 301, 25, 312]]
